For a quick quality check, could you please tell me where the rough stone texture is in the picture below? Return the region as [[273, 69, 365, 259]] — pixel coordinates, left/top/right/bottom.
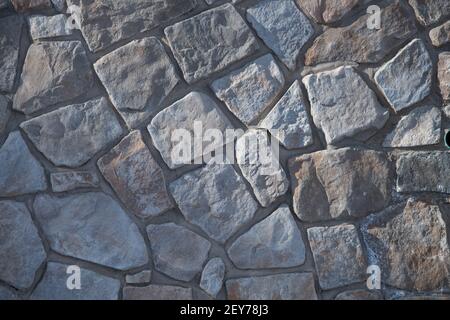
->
[[335, 290, 383, 300], [0, 286, 19, 300], [0, 95, 11, 136], [28, 14, 71, 40], [11, 0, 51, 12], [438, 53, 450, 101], [408, 0, 450, 26], [296, 0, 364, 24], [305, 2, 417, 65], [429, 21, 450, 47], [169, 162, 258, 243], [33, 192, 149, 270], [98, 131, 173, 219], [0, 201, 46, 289], [50, 171, 100, 193], [165, 4, 259, 83], [445, 105, 450, 118], [31, 262, 120, 300], [375, 39, 433, 112], [20, 97, 123, 168], [226, 273, 318, 300], [0, 15, 23, 92], [308, 224, 367, 289], [94, 37, 179, 128], [228, 205, 305, 269], [13, 41, 94, 115], [123, 285, 192, 300], [303, 66, 389, 144], [211, 54, 285, 125], [125, 270, 152, 284], [0, 131, 47, 197], [246, 0, 314, 70], [396, 151, 450, 194], [200, 258, 225, 298]]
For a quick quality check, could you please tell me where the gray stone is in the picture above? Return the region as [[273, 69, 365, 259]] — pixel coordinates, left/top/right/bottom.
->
[[303, 66, 389, 144], [0, 132, 47, 197], [211, 54, 285, 125], [438, 52, 450, 101], [0, 0, 9, 9], [125, 270, 152, 284], [0, 15, 23, 92], [33, 192, 149, 270], [20, 97, 123, 168], [169, 162, 258, 243], [50, 171, 99, 192], [408, 0, 450, 26], [0, 286, 19, 300], [51, 0, 65, 11], [445, 105, 450, 118], [94, 37, 179, 128], [28, 14, 71, 40], [200, 258, 225, 298], [228, 205, 305, 269], [308, 224, 366, 289], [13, 41, 94, 115], [259, 80, 313, 149], [11, 0, 51, 12], [98, 131, 173, 219], [246, 0, 314, 70], [296, 0, 365, 24], [375, 39, 433, 112], [31, 262, 120, 300], [165, 4, 259, 83], [146, 223, 211, 282], [226, 273, 317, 300], [0, 201, 46, 290], [335, 290, 382, 300], [123, 285, 192, 300], [0, 95, 11, 135], [430, 21, 450, 47]]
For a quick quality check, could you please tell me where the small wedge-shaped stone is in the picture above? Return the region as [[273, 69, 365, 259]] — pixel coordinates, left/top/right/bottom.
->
[[296, 0, 365, 24], [125, 270, 152, 284], [50, 171, 99, 192], [429, 21, 450, 47], [123, 285, 192, 300], [438, 53, 450, 101], [0, 95, 10, 135], [0, 15, 23, 92], [28, 14, 71, 40], [200, 258, 225, 298], [408, 0, 450, 26]]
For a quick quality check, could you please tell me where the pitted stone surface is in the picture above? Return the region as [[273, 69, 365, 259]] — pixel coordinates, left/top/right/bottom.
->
[[408, 0, 450, 26], [200, 258, 225, 298], [438, 53, 450, 101], [28, 14, 71, 40], [123, 285, 192, 300], [430, 21, 450, 47], [50, 171, 100, 192], [296, 0, 364, 24], [0, 15, 23, 92]]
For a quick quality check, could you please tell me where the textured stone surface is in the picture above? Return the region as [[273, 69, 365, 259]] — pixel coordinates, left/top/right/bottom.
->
[[11, 0, 51, 12], [430, 21, 450, 47], [226, 273, 317, 300], [20, 97, 123, 168], [211, 54, 285, 125], [335, 290, 383, 300], [34, 192, 149, 270], [296, 0, 363, 24], [0, 95, 10, 135], [228, 205, 305, 269], [375, 39, 433, 112], [165, 4, 259, 83], [28, 14, 71, 40], [0, 15, 23, 92], [125, 270, 152, 284], [13, 41, 94, 115], [0, 201, 46, 289], [123, 285, 192, 300], [0, 286, 19, 300], [246, 0, 314, 70], [50, 171, 99, 192], [200, 258, 225, 298], [98, 131, 172, 219], [169, 163, 258, 243], [445, 105, 450, 118], [438, 53, 450, 101], [408, 0, 450, 26], [303, 66, 389, 144], [308, 224, 366, 289]]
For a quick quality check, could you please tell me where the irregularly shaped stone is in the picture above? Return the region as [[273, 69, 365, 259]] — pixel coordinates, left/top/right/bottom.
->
[[296, 0, 365, 24], [211, 54, 285, 125], [146, 223, 211, 282], [445, 105, 450, 118], [335, 290, 382, 300], [51, 0, 65, 11], [308, 224, 366, 289], [303, 66, 389, 144], [0, 132, 47, 197], [0, 95, 10, 135], [0, 286, 19, 300], [259, 81, 313, 150], [98, 131, 172, 219], [20, 97, 123, 168], [0, 201, 46, 289], [0, 15, 23, 92], [125, 270, 152, 284], [375, 39, 433, 112], [165, 4, 259, 83], [430, 21, 450, 47], [94, 37, 179, 128], [396, 151, 450, 194], [123, 285, 192, 300], [11, 0, 51, 12], [50, 171, 99, 192], [169, 162, 258, 243], [226, 273, 317, 300], [408, 0, 450, 26], [13, 41, 94, 115], [305, 2, 417, 65], [31, 263, 120, 300], [28, 14, 71, 40], [289, 148, 392, 222], [33, 192, 149, 270], [200, 258, 225, 298], [228, 205, 305, 269], [246, 0, 314, 70], [438, 52, 450, 101], [148, 92, 234, 169]]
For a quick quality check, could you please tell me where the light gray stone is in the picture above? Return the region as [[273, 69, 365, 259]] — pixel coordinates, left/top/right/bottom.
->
[[0, 15, 23, 92], [33, 192, 149, 270], [20, 97, 123, 168], [200, 258, 225, 298], [296, 0, 365, 24], [50, 171, 99, 192], [125, 270, 152, 284], [444, 105, 450, 118], [28, 14, 71, 40], [438, 52, 450, 101], [430, 21, 450, 47], [0, 95, 10, 135], [408, 0, 450, 26], [123, 285, 192, 300]]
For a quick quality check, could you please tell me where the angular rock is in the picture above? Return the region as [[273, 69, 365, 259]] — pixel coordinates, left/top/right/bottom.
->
[[438, 52, 450, 101], [303, 66, 389, 144], [50, 171, 99, 192], [0, 286, 19, 300], [246, 0, 314, 70], [0, 95, 10, 135], [296, 0, 364, 24], [375, 39, 433, 112], [0, 132, 47, 197], [33, 192, 149, 270], [98, 131, 172, 219], [200, 258, 225, 298], [13, 41, 94, 115], [211, 54, 285, 125], [445, 105, 450, 118], [259, 81, 313, 150], [308, 224, 366, 289], [11, 0, 51, 12], [0, 201, 46, 290], [20, 97, 123, 168], [228, 205, 305, 269], [289, 148, 392, 222], [125, 270, 152, 284], [94, 37, 179, 128], [408, 0, 450, 26], [165, 4, 259, 83], [305, 2, 417, 65], [169, 162, 258, 243], [0, 16, 23, 92], [335, 290, 383, 300], [226, 273, 317, 300], [28, 14, 71, 40], [146, 223, 211, 282], [31, 262, 120, 300], [123, 285, 192, 300], [429, 21, 450, 47]]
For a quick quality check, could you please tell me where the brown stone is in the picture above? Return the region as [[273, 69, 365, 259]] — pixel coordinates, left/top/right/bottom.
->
[[11, 0, 51, 12], [296, 0, 362, 24]]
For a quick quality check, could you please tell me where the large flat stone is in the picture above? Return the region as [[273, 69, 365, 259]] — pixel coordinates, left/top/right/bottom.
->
[[429, 21, 450, 47], [408, 0, 450, 26], [296, 0, 364, 24], [0, 15, 23, 92], [438, 52, 450, 101], [123, 285, 192, 300]]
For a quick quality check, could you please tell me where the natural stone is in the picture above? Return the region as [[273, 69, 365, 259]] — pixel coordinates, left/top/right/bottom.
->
[[296, 0, 364, 24], [0, 286, 19, 300], [445, 105, 450, 118], [50, 171, 99, 192], [430, 21, 450, 47], [11, 0, 51, 12], [200, 258, 225, 298], [125, 270, 152, 284], [33, 192, 149, 270], [335, 290, 382, 300], [0, 15, 23, 92], [28, 14, 71, 40], [51, 0, 65, 11], [438, 52, 450, 101], [0, 95, 11, 135], [123, 285, 192, 300], [165, 4, 259, 83], [408, 0, 450, 26], [0, 0, 9, 9]]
